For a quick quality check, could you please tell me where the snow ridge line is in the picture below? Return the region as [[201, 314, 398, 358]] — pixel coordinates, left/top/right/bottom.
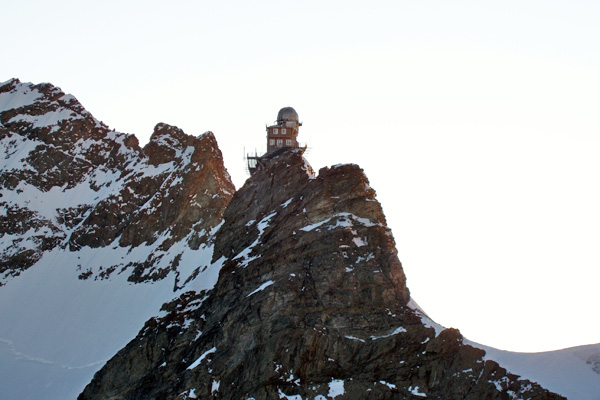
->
[[0, 337, 106, 370]]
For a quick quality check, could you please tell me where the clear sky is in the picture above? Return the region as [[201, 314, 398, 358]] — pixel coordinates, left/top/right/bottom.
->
[[2, 0, 599, 352]]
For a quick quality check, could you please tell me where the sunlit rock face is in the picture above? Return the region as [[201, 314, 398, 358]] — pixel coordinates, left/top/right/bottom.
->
[[80, 150, 563, 400], [0, 78, 236, 400], [0, 79, 567, 399], [0, 79, 234, 285]]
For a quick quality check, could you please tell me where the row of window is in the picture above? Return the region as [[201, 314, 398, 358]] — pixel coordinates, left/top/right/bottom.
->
[[272, 128, 286, 135], [270, 139, 293, 147]]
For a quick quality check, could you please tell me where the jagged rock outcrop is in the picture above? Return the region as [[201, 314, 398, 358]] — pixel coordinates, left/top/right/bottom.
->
[[0, 78, 237, 400], [0, 78, 572, 399], [80, 150, 564, 400], [0, 78, 234, 285]]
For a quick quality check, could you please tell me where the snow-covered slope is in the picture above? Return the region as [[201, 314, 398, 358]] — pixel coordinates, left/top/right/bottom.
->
[[0, 79, 234, 399], [80, 150, 564, 400], [1, 78, 597, 399], [0, 239, 227, 399], [476, 342, 600, 400], [410, 299, 600, 400]]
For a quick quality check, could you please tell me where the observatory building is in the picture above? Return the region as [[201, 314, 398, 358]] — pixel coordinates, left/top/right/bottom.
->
[[266, 107, 301, 153], [247, 107, 305, 175]]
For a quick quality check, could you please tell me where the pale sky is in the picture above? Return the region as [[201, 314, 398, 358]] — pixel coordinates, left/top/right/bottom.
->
[[2, 0, 599, 352]]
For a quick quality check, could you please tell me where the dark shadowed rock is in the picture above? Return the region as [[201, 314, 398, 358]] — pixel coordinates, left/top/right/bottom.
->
[[0, 80, 569, 398], [79, 150, 564, 400]]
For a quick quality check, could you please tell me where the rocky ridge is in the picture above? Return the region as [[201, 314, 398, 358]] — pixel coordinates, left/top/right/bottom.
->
[[80, 150, 564, 400], [0, 78, 234, 286], [0, 79, 573, 399], [0, 78, 235, 400]]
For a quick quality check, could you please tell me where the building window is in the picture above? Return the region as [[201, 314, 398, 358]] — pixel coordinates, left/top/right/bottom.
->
[[269, 139, 275, 146], [281, 128, 286, 135], [273, 128, 278, 135], [286, 139, 292, 146], [277, 139, 283, 147]]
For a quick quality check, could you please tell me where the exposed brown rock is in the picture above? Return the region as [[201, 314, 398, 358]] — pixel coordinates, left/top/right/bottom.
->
[[0, 79, 567, 398], [0, 79, 234, 284], [79, 150, 564, 400]]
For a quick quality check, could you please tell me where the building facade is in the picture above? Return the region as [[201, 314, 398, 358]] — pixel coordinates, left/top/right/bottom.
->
[[248, 107, 304, 175], [266, 107, 302, 154]]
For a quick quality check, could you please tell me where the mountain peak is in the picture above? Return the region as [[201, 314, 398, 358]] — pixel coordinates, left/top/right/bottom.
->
[[0, 81, 581, 399], [0, 79, 235, 284], [0, 79, 107, 142], [80, 149, 562, 400]]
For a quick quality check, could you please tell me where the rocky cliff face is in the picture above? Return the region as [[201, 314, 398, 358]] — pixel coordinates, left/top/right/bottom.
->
[[0, 79, 235, 400], [0, 78, 569, 400], [80, 150, 564, 400], [0, 78, 234, 286]]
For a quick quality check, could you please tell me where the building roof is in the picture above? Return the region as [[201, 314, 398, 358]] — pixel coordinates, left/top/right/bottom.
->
[[276, 107, 299, 123]]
